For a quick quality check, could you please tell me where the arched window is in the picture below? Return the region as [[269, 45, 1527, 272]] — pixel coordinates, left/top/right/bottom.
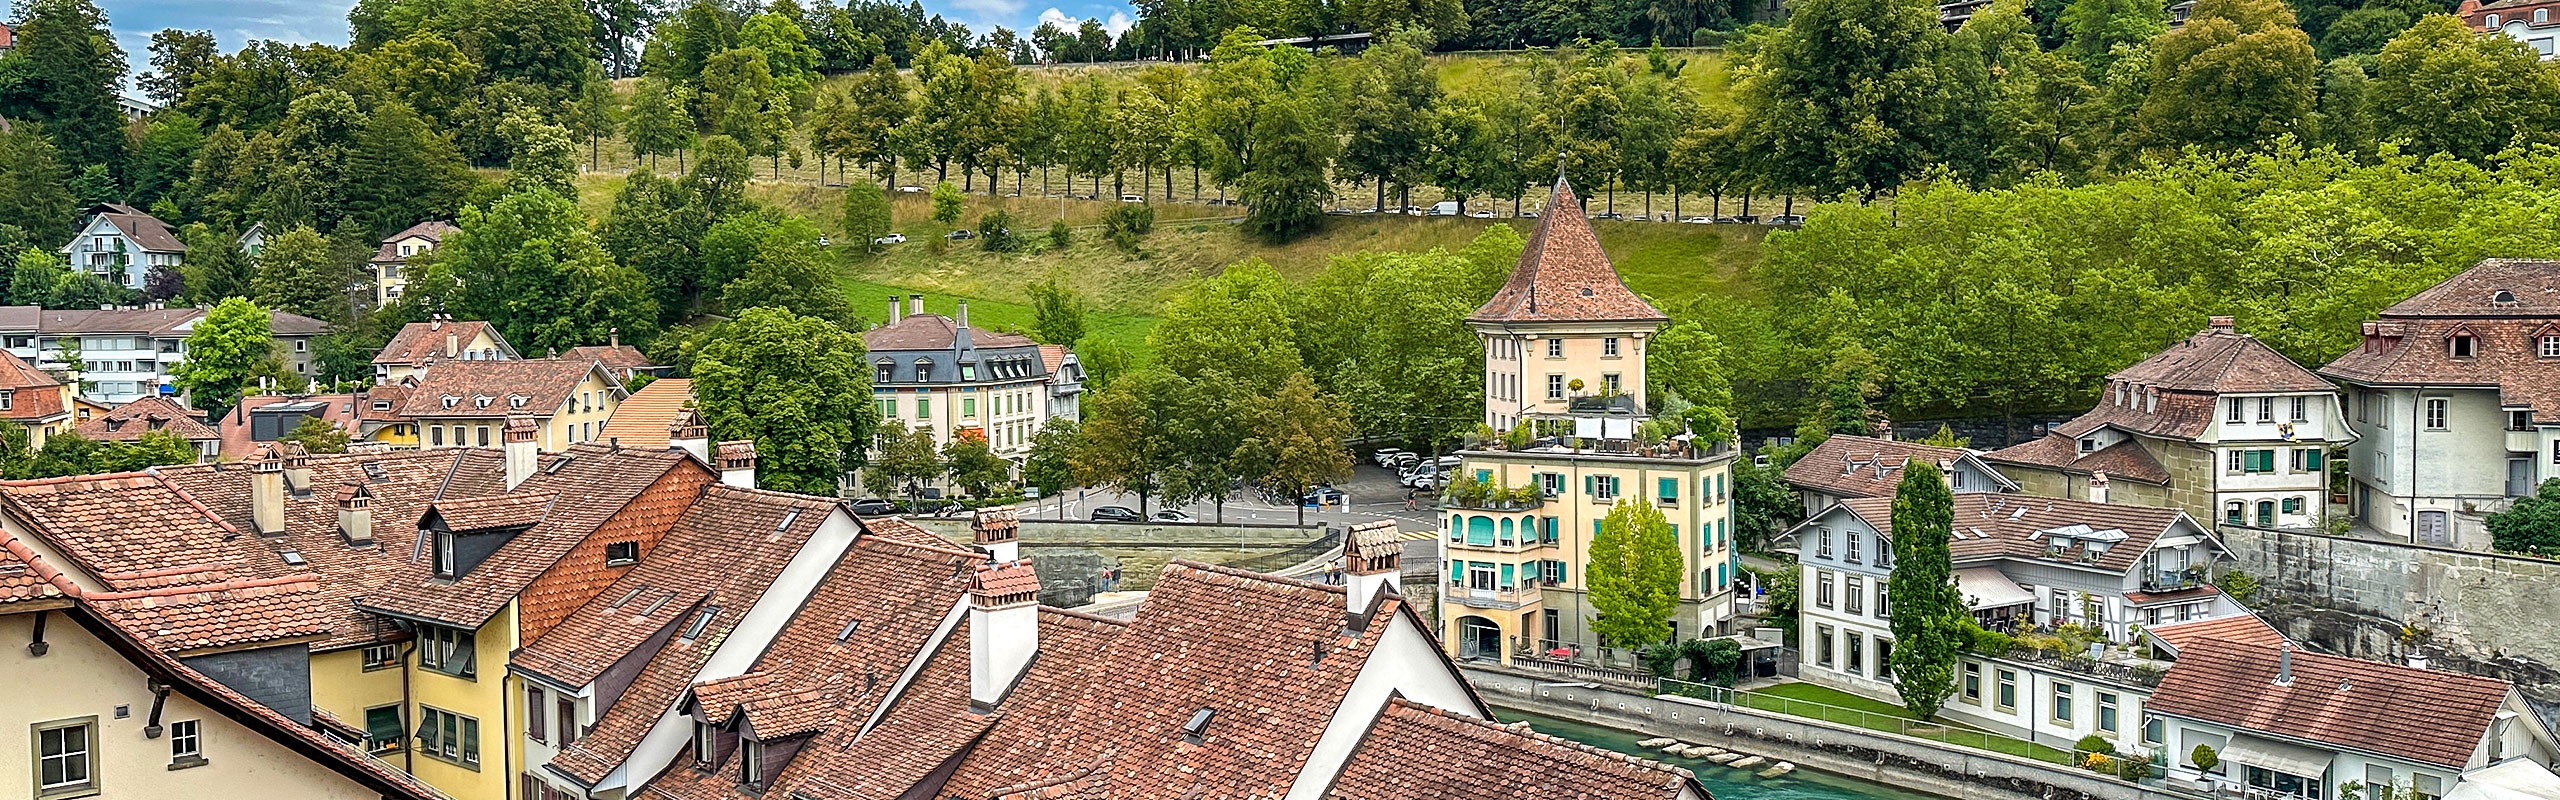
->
[[1466, 516, 1495, 547], [1499, 518, 1514, 544]]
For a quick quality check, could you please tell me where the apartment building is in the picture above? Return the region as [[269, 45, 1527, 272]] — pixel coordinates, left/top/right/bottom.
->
[[866, 296, 1070, 470], [0, 305, 326, 404]]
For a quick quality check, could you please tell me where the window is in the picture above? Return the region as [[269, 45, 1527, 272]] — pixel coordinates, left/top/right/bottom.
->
[[963, 397, 977, 418], [476, 425, 490, 446], [2096, 691, 2119, 733], [557, 698, 579, 747], [2293, 447, 2324, 471], [1845, 631, 1864, 675], [740, 737, 764, 784], [35, 718, 95, 798], [362, 643, 399, 671], [1816, 570, 1834, 609], [1818, 527, 1834, 559], [2513, 410, 2534, 432], [2289, 396, 2307, 422], [876, 362, 894, 383], [2539, 6, 2550, 22], [2051, 682, 2074, 723], [2143, 716, 2165, 746], [1546, 338, 1563, 358], [2257, 397, 2275, 423], [164, 718, 202, 766], [876, 398, 895, 420], [527, 686, 548, 743], [2425, 397, 2449, 430], [1962, 663, 1982, 701], [418, 624, 477, 679], [1587, 475, 1619, 500], [604, 541, 638, 566], [1995, 669, 2017, 710], [693, 719, 718, 765], [2282, 496, 2303, 514], [2227, 398, 2246, 423], [1844, 576, 1864, 615], [916, 397, 931, 419], [2225, 501, 2245, 525], [1876, 579, 1890, 617], [364, 706, 404, 754], [1657, 477, 1678, 505], [416, 707, 480, 768], [1602, 337, 1620, 357], [2243, 449, 2275, 474], [2544, 336, 2560, 359], [1845, 529, 1862, 564], [2452, 333, 2477, 359], [1601, 373, 1621, 393], [1815, 624, 1834, 666], [432, 531, 456, 577]]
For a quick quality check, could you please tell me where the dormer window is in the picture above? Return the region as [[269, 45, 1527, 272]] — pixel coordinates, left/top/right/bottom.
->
[[2496, 289, 2519, 304], [739, 736, 764, 785], [913, 358, 932, 381], [2489, 12, 2503, 25], [693, 719, 717, 765], [2541, 336, 2560, 359], [372, 400, 392, 411], [432, 530, 457, 577], [2079, 438, 2097, 453], [959, 363, 976, 382], [875, 361, 893, 383], [508, 395, 527, 409], [474, 395, 493, 409], [605, 541, 638, 565], [2452, 333, 2478, 359], [441, 395, 459, 409]]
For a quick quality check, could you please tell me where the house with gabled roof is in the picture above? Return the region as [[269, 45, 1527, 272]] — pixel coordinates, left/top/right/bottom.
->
[[400, 358, 625, 452], [372, 316, 519, 384], [0, 349, 74, 446], [0, 304, 328, 403], [372, 221, 458, 307], [1783, 433, 2018, 518], [866, 295, 1066, 475], [77, 395, 220, 461], [59, 203, 184, 290], [1988, 316, 2352, 532]]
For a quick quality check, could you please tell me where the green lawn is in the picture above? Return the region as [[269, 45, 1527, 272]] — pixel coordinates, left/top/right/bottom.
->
[[1736, 683, 2075, 765], [836, 276, 1158, 361]]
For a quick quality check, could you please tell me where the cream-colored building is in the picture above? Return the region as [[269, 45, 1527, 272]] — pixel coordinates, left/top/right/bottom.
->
[[372, 221, 457, 308], [398, 359, 625, 452], [865, 296, 1079, 483], [1441, 176, 1740, 666], [372, 317, 520, 384]]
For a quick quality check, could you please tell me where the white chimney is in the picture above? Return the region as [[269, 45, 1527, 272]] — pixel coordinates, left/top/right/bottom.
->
[[968, 560, 1041, 711], [503, 415, 539, 490], [717, 440, 757, 489], [973, 506, 1021, 562], [1344, 520, 1403, 616], [251, 446, 285, 536], [668, 407, 710, 464], [2088, 471, 2110, 504], [909, 294, 924, 317], [280, 441, 312, 497], [888, 298, 903, 325], [338, 484, 374, 546], [2275, 641, 2294, 686], [445, 330, 459, 358], [958, 299, 970, 330]]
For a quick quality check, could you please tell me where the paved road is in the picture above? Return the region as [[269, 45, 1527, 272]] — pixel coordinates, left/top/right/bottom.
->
[[1012, 462, 1449, 581]]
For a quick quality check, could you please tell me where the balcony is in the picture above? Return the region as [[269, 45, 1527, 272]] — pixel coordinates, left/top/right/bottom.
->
[[1447, 580, 1544, 611], [1447, 535, 1554, 554], [2138, 569, 2206, 595]]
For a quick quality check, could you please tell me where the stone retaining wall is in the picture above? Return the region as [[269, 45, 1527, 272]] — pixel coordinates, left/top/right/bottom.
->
[[1466, 666, 2198, 800], [2216, 524, 2560, 686]]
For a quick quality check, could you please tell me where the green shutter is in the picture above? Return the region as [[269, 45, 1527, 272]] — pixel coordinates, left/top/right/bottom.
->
[[2305, 448, 2325, 470], [1557, 561, 1568, 583], [2248, 450, 2275, 472], [1451, 560, 1463, 582], [1584, 475, 1595, 496], [1499, 563, 1515, 587]]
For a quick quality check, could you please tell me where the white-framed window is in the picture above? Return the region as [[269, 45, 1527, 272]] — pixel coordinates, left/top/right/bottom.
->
[[1546, 338, 1562, 358], [1815, 624, 1834, 666], [418, 624, 477, 679], [1817, 527, 1834, 559], [1844, 529, 1862, 564], [36, 717, 96, 798], [2257, 397, 2275, 422], [169, 719, 202, 765], [1962, 662, 1982, 702], [1844, 575, 1864, 615], [1816, 570, 1834, 609], [2452, 333, 2478, 359], [2227, 398, 2245, 423], [2289, 396, 2306, 422], [362, 643, 399, 671], [2541, 335, 2560, 359], [2096, 692, 2119, 733], [740, 737, 764, 784], [416, 706, 479, 767], [2052, 681, 2075, 724], [2425, 397, 2449, 430], [1602, 337, 1620, 357], [1546, 374, 1564, 400]]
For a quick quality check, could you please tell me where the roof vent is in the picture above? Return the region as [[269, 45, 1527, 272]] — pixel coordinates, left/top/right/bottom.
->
[[835, 619, 862, 642], [1181, 708, 1215, 743], [280, 550, 306, 566], [2337, 678, 2353, 692]]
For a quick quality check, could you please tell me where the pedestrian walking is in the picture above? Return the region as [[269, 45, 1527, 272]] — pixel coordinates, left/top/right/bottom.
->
[[1404, 488, 1418, 511]]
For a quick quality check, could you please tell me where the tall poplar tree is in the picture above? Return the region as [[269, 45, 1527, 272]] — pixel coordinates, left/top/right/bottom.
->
[[1887, 459, 1965, 721], [1587, 499, 1685, 650]]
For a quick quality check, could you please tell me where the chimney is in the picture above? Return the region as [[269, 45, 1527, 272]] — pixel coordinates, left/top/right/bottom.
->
[[668, 407, 710, 463], [609, 327, 619, 349], [503, 414, 539, 490], [716, 440, 757, 489], [957, 300, 970, 330], [1938, 458, 1956, 490], [337, 484, 374, 546], [445, 330, 459, 358], [280, 441, 312, 497], [251, 446, 285, 537], [968, 560, 1041, 711], [2209, 315, 2236, 333], [2088, 471, 2110, 504], [2275, 641, 2294, 686], [888, 298, 903, 325], [1344, 520, 1403, 617], [973, 505, 1021, 562], [909, 294, 924, 317], [2406, 650, 2429, 670], [429, 314, 443, 331]]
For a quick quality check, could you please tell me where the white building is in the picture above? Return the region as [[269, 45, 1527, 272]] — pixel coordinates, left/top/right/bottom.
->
[[2324, 259, 2560, 548], [1782, 434, 2017, 518], [0, 306, 326, 404], [59, 204, 184, 290], [866, 295, 1073, 480]]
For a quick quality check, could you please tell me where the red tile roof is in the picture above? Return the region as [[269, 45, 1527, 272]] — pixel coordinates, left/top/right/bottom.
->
[[0, 350, 65, 423], [864, 313, 1038, 351], [1326, 699, 1702, 800], [425, 492, 557, 533], [398, 358, 613, 419], [562, 344, 655, 383], [2147, 614, 2285, 656], [598, 378, 691, 451], [1784, 435, 2012, 499], [1829, 493, 2197, 572], [80, 203, 186, 252], [85, 574, 334, 653], [372, 220, 458, 263], [78, 395, 219, 442], [1982, 431, 2173, 485], [2111, 321, 2333, 395], [0, 526, 74, 605], [1468, 177, 1666, 325], [2147, 639, 2512, 768], [2321, 260, 2560, 414], [215, 394, 364, 461], [1037, 344, 1067, 377], [372, 319, 516, 367]]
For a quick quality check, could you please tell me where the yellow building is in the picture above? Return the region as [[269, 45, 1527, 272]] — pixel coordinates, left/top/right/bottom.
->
[[399, 359, 626, 452], [1440, 175, 1741, 666]]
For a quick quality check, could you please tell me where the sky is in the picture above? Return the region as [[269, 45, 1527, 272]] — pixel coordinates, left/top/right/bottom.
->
[[91, 0, 1135, 84]]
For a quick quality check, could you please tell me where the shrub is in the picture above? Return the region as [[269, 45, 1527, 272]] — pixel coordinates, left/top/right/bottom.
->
[[1963, 621, 2016, 654], [2191, 744, 2219, 773], [1047, 220, 1071, 249], [978, 210, 1018, 252], [2215, 569, 2261, 603], [1103, 204, 1154, 249], [2076, 734, 2115, 757]]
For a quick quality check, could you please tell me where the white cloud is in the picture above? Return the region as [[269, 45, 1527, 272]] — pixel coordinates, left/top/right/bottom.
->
[[1037, 7, 1074, 29], [1104, 10, 1133, 36]]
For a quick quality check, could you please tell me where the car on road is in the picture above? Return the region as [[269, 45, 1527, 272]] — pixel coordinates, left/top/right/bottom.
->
[[873, 233, 908, 245], [848, 498, 896, 516], [1517, 210, 1540, 218], [1728, 214, 1760, 224], [1427, 201, 1461, 217], [1327, 207, 1360, 216], [1770, 214, 1807, 225], [816, 234, 832, 246], [897, 185, 925, 193], [1469, 209, 1498, 219], [1681, 216, 1715, 224], [1150, 509, 1196, 523], [1302, 486, 1348, 507], [1120, 194, 1145, 203], [946, 229, 976, 240], [1091, 505, 1143, 522], [1384, 452, 1422, 470]]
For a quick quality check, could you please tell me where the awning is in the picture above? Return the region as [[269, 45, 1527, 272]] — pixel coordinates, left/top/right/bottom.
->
[[2153, 535, 2203, 549], [1955, 567, 2034, 611], [2444, 759, 2560, 800], [2223, 734, 2334, 779]]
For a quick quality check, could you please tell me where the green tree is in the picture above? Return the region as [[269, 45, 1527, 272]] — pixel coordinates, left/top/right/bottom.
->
[[1240, 92, 1336, 241], [168, 297, 277, 419], [693, 307, 877, 494], [624, 77, 695, 171], [97, 430, 200, 472], [1336, 30, 1440, 213], [7, 249, 69, 307], [2059, 0, 2167, 71], [1071, 368, 1181, 514], [846, 54, 914, 186], [0, 127, 75, 243], [250, 226, 352, 322], [1734, 0, 1947, 200], [841, 184, 893, 252], [1238, 371, 1353, 525], [139, 27, 218, 107], [930, 181, 965, 224], [2488, 478, 2560, 557], [2319, 7, 2411, 58], [2370, 14, 2560, 164], [2138, 0, 2317, 153], [1587, 499, 1685, 649], [598, 169, 703, 320], [278, 415, 351, 454], [425, 188, 658, 352], [943, 435, 1013, 498], [1021, 418, 1081, 506], [864, 421, 942, 500], [347, 101, 472, 237], [348, 31, 479, 123], [1027, 279, 1088, 345], [1887, 459, 1966, 720], [2, 0, 128, 172], [502, 110, 581, 197], [720, 216, 856, 327]]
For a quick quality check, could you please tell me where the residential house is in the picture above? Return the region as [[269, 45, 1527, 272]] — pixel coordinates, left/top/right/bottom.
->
[[867, 296, 1069, 472], [596, 378, 691, 450], [0, 305, 327, 403], [76, 395, 220, 461], [1788, 493, 2248, 750], [0, 350, 74, 447], [0, 529, 443, 800], [2322, 258, 2560, 548], [2147, 637, 2560, 799], [2460, 0, 2560, 58], [579, 518, 1707, 800], [1783, 434, 2018, 517], [0, 21, 14, 54], [373, 317, 519, 384], [399, 359, 626, 452], [1988, 317, 2351, 531], [59, 204, 184, 290], [238, 222, 266, 260], [1036, 343, 1084, 423], [216, 391, 427, 460], [560, 341, 655, 386], [372, 221, 457, 307], [1443, 175, 1740, 666]]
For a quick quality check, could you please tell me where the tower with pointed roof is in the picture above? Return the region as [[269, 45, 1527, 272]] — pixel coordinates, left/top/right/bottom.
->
[[1469, 175, 1670, 431]]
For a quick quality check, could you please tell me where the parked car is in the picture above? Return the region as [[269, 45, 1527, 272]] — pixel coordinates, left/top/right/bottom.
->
[[896, 185, 925, 193], [1517, 210, 1540, 218], [1469, 209, 1498, 219], [1150, 509, 1196, 523], [946, 228, 976, 240], [1327, 207, 1360, 216], [873, 233, 908, 245], [848, 498, 897, 516], [1091, 505, 1143, 522], [1384, 451, 1422, 470], [1770, 214, 1807, 225], [1427, 201, 1461, 217], [1370, 448, 1408, 467], [1729, 214, 1760, 224], [1302, 486, 1349, 507], [1120, 194, 1145, 203], [1588, 211, 1625, 221], [1409, 473, 1446, 492], [1681, 216, 1715, 224]]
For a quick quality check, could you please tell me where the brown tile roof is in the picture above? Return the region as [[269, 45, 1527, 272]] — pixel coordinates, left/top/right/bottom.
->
[[372, 319, 517, 367], [1982, 431, 2173, 485], [398, 358, 612, 419], [2380, 258, 2560, 317], [971, 559, 1040, 597], [1326, 699, 1702, 800], [79, 395, 219, 442], [215, 394, 364, 461], [599, 379, 692, 451], [1037, 344, 1067, 377], [426, 492, 557, 532], [83, 203, 187, 252], [864, 313, 1038, 351], [2111, 321, 2333, 395], [372, 220, 458, 263], [2147, 614, 2286, 655], [1784, 435, 2013, 499], [14, 306, 328, 336], [2146, 639, 2512, 769], [1467, 177, 1666, 325], [561, 344, 654, 380], [0, 471, 288, 592], [2321, 261, 2560, 414], [0, 526, 74, 605], [1831, 493, 2195, 572], [0, 350, 65, 422], [85, 574, 333, 653]]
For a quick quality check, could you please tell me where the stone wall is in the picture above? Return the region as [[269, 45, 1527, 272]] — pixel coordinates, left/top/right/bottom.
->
[[2154, 440, 2217, 525], [1466, 666, 2191, 800], [2217, 524, 2560, 686], [900, 517, 1335, 604]]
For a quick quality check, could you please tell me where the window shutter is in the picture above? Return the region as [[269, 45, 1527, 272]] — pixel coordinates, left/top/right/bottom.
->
[[1500, 564, 1515, 587], [1450, 560, 1462, 582], [1584, 475, 1595, 496], [2305, 449, 2324, 470]]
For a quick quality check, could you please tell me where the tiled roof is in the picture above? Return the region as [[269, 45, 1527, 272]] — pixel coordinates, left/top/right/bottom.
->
[[690, 672, 778, 725], [426, 492, 557, 532], [0, 350, 65, 422], [598, 379, 692, 451], [2321, 261, 2560, 413], [0, 526, 73, 605], [215, 394, 364, 461], [2380, 258, 2560, 317], [2147, 638, 2512, 769], [78, 395, 219, 442], [1981, 431, 2173, 485], [1037, 344, 1067, 377], [0, 472, 287, 592], [865, 313, 1038, 351], [1831, 493, 2194, 572], [1326, 699, 1701, 800], [372, 319, 516, 366], [2109, 322, 2333, 395], [1784, 435, 2012, 499], [83, 204, 187, 252], [971, 559, 1041, 598], [2147, 614, 2285, 655], [1467, 177, 1666, 325], [398, 358, 609, 419], [561, 344, 654, 382], [85, 575, 334, 653], [2, 306, 328, 336], [372, 220, 457, 263]]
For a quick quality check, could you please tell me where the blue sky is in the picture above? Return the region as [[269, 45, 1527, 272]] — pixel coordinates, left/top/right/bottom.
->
[[92, 0, 1134, 82]]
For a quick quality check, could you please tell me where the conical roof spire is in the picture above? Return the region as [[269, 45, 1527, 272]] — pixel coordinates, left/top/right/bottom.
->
[[1465, 169, 1666, 325]]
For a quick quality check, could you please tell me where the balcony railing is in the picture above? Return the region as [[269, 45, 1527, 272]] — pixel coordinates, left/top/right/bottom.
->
[[1993, 644, 2168, 688], [1442, 494, 1547, 512], [2138, 572, 2206, 595], [1446, 536, 1554, 554], [1447, 580, 1544, 610]]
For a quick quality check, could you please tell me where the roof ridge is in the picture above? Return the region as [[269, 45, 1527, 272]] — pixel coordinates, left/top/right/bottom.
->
[[87, 573, 319, 600], [1035, 604, 1128, 629], [858, 525, 984, 559], [1162, 558, 1346, 594]]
